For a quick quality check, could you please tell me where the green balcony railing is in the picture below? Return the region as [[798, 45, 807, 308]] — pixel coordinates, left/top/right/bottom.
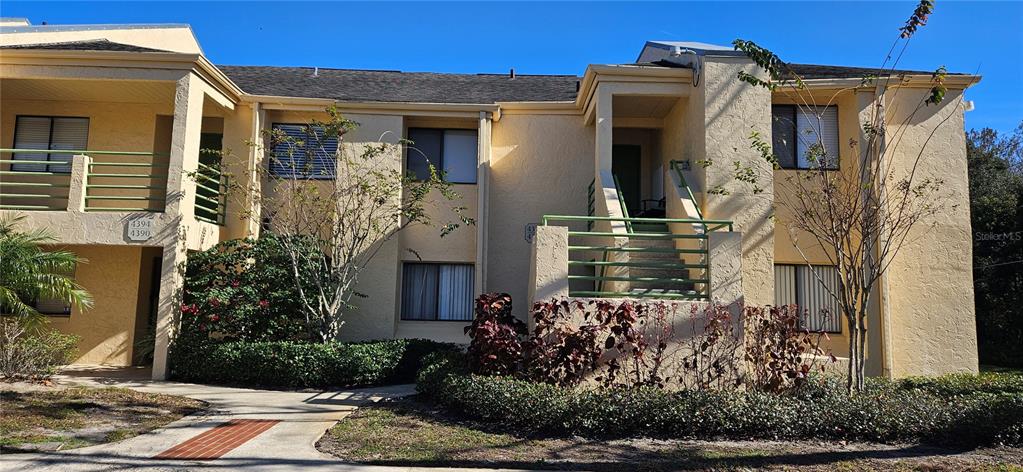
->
[[193, 161, 227, 225], [541, 215, 733, 300], [85, 153, 169, 212]]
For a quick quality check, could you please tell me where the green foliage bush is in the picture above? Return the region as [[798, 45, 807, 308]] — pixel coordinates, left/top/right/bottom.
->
[[0, 319, 79, 379], [417, 352, 1023, 447], [171, 338, 458, 388], [180, 235, 323, 345]]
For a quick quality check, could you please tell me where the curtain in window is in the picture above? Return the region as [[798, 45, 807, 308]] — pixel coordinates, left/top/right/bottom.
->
[[401, 264, 438, 320], [269, 124, 338, 178], [773, 264, 842, 333], [795, 106, 840, 169], [12, 116, 88, 173], [441, 130, 478, 184], [437, 264, 473, 320], [796, 265, 842, 333]]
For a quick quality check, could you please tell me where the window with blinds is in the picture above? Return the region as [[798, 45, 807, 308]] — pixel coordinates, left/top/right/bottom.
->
[[12, 116, 90, 173], [406, 128, 478, 184], [774, 264, 842, 333], [771, 105, 839, 170], [268, 123, 338, 179], [400, 263, 474, 321]]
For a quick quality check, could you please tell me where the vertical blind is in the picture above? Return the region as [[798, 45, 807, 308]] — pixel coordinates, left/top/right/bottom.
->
[[269, 123, 338, 178], [406, 128, 478, 183], [12, 116, 89, 173], [774, 264, 842, 332], [401, 263, 474, 321], [771, 105, 839, 170]]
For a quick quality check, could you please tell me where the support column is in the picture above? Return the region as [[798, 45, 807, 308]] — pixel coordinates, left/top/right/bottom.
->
[[151, 73, 206, 380], [595, 84, 613, 177], [527, 225, 569, 315], [708, 231, 743, 308], [66, 154, 89, 212], [475, 111, 492, 296]]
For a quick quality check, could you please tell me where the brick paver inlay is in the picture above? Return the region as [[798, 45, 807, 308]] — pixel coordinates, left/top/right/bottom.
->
[[154, 419, 280, 460]]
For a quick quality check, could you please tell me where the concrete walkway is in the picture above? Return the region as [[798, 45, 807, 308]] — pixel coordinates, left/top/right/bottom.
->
[[1, 366, 525, 471]]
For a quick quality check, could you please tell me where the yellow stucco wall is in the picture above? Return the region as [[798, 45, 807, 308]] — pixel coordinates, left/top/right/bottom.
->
[[883, 88, 978, 376], [489, 113, 595, 318], [46, 245, 144, 366]]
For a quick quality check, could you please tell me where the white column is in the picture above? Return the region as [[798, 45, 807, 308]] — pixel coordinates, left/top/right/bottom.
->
[[151, 73, 205, 380], [475, 111, 492, 296]]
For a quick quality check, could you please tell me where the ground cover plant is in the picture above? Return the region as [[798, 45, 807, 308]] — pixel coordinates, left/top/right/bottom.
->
[[0, 386, 205, 453], [318, 396, 1023, 471]]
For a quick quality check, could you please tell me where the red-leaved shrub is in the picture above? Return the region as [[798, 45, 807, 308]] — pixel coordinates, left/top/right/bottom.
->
[[464, 293, 526, 375]]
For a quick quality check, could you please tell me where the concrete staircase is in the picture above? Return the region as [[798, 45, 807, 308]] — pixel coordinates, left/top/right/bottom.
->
[[623, 223, 701, 298]]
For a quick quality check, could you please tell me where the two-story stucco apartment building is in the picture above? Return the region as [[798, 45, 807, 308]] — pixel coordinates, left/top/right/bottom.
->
[[0, 19, 980, 380]]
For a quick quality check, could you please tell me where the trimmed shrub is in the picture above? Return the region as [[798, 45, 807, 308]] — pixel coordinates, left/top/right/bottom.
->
[[171, 338, 458, 388], [0, 320, 79, 380], [417, 353, 1023, 447], [898, 372, 1023, 396]]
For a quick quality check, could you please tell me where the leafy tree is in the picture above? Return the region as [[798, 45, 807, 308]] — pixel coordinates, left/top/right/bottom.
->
[[0, 215, 92, 327], [733, 0, 965, 391], [967, 123, 1023, 367]]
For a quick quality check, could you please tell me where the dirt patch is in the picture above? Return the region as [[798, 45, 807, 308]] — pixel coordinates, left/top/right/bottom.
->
[[0, 384, 206, 453], [317, 397, 1023, 471]]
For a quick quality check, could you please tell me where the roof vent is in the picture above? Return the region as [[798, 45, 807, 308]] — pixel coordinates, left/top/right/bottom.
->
[[509, 68, 515, 79], [313, 67, 319, 77]]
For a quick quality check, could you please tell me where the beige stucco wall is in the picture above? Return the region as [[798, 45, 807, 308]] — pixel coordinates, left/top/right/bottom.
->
[[0, 25, 201, 54], [883, 87, 978, 376], [697, 57, 775, 307], [489, 113, 594, 319], [46, 245, 144, 366]]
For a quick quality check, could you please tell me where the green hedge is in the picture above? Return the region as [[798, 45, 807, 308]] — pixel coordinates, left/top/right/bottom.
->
[[170, 338, 459, 388], [416, 352, 1023, 447]]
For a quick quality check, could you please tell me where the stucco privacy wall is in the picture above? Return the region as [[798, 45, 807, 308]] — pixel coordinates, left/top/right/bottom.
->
[[489, 113, 595, 318], [697, 57, 774, 307], [883, 88, 978, 376], [46, 245, 143, 366], [0, 25, 201, 54]]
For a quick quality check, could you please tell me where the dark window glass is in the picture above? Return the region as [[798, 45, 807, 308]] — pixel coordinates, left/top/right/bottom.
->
[[406, 128, 442, 180], [771, 105, 797, 169]]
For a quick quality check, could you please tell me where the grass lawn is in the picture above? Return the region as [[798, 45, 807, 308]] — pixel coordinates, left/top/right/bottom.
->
[[317, 397, 1023, 472], [0, 385, 205, 453]]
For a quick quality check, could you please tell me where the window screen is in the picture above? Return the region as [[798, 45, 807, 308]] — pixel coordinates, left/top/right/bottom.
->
[[269, 123, 338, 179], [406, 128, 477, 183], [401, 263, 474, 321], [774, 264, 842, 333], [12, 116, 89, 173]]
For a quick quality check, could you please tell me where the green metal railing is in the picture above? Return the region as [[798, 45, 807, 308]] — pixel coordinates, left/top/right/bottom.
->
[[541, 215, 733, 300], [194, 161, 227, 225], [85, 152, 168, 212], [0, 149, 75, 210]]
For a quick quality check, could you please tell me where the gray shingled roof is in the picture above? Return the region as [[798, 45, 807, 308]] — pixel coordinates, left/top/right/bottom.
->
[[786, 63, 959, 79], [217, 65, 580, 104], [0, 39, 171, 53]]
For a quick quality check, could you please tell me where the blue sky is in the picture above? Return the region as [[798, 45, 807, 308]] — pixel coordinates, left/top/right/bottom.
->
[[5, 1, 1022, 134]]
